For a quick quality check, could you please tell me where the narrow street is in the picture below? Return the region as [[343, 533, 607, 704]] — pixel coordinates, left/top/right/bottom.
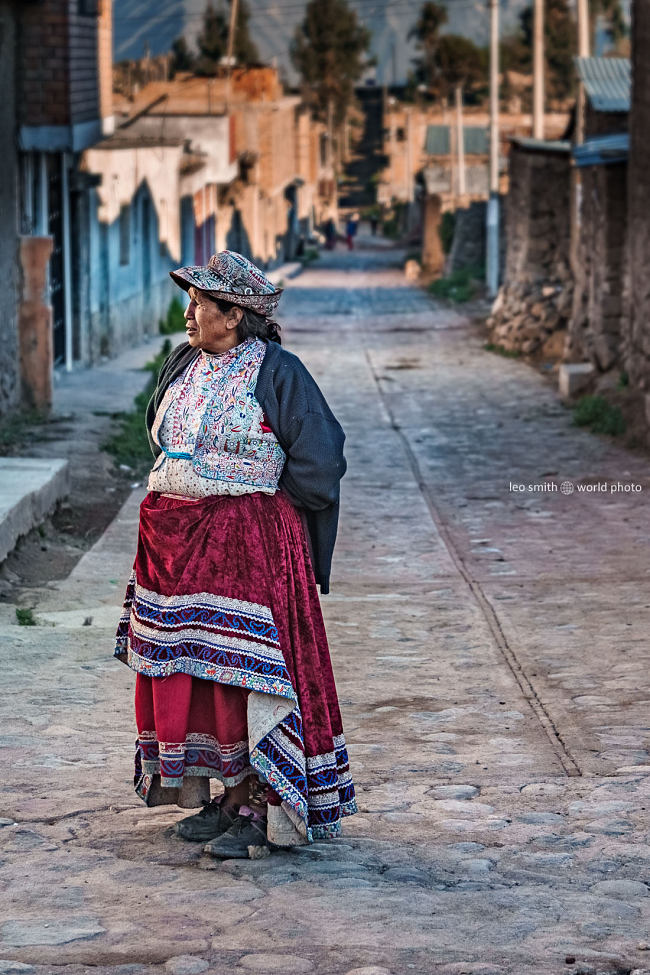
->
[[1, 241, 649, 975]]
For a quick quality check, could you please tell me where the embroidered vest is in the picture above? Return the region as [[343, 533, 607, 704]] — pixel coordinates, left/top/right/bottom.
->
[[150, 338, 286, 493]]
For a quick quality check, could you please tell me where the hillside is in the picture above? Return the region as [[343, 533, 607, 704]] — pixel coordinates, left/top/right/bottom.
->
[[113, 0, 531, 84]]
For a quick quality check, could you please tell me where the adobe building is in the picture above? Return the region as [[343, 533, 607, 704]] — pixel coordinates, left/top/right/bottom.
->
[[0, 0, 113, 414], [567, 58, 630, 372], [624, 0, 650, 423]]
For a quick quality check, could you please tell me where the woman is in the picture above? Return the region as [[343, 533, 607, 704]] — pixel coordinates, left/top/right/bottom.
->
[[114, 250, 356, 858]]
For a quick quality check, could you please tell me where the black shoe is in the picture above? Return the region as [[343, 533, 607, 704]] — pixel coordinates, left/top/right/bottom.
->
[[174, 797, 238, 842], [203, 805, 269, 859]]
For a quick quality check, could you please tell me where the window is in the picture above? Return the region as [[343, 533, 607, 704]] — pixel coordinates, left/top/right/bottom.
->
[[78, 0, 98, 15], [396, 127, 406, 142], [119, 204, 130, 266]]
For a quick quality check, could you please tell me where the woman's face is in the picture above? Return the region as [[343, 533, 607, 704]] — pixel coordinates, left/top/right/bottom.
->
[[185, 287, 243, 354]]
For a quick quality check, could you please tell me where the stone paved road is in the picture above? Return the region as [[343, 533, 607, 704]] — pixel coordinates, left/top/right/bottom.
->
[[0, 243, 649, 975]]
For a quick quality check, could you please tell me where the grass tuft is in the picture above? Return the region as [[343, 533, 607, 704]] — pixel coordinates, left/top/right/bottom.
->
[[102, 339, 173, 471], [16, 608, 37, 626], [300, 247, 320, 265], [429, 266, 484, 304], [0, 409, 48, 455], [484, 341, 522, 358], [572, 395, 626, 436]]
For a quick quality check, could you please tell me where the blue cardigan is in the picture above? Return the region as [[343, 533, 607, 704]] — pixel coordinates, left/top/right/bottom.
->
[[145, 339, 347, 594]]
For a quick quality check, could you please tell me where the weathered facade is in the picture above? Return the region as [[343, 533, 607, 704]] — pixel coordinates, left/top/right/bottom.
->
[[0, 0, 110, 413], [379, 103, 570, 207], [81, 136, 201, 359], [624, 3, 650, 419], [567, 58, 630, 372], [569, 142, 628, 371], [0, 1, 20, 414], [17, 0, 112, 373], [486, 139, 573, 358], [111, 69, 333, 271]]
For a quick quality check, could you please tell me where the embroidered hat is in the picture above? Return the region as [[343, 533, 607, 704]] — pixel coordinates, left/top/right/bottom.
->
[[169, 250, 283, 316]]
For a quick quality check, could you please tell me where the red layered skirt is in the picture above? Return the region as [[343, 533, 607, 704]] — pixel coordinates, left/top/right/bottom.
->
[[114, 489, 356, 841]]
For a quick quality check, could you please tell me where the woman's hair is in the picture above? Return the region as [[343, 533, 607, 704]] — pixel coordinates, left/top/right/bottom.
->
[[210, 296, 282, 346]]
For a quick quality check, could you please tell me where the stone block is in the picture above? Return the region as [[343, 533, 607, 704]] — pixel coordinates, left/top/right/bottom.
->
[[0, 457, 69, 564], [643, 393, 650, 428], [404, 259, 421, 282], [540, 329, 567, 360], [600, 295, 622, 319], [593, 335, 619, 371], [558, 362, 595, 398]]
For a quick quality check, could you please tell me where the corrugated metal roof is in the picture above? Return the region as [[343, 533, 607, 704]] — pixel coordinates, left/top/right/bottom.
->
[[425, 125, 451, 155], [572, 132, 629, 167], [575, 56, 630, 112], [425, 124, 488, 156], [510, 136, 571, 154], [94, 133, 185, 149], [464, 126, 488, 154]]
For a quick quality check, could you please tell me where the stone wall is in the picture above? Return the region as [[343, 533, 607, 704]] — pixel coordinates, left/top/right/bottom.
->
[[447, 201, 486, 273], [623, 0, 650, 415], [567, 161, 627, 371], [486, 141, 573, 357], [0, 2, 19, 415], [446, 198, 507, 276]]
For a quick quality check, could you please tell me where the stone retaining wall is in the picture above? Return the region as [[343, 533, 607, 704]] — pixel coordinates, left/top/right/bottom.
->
[[567, 161, 627, 372], [486, 141, 573, 358], [624, 0, 650, 419]]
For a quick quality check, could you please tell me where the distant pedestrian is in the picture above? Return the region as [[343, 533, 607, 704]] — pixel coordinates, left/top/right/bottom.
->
[[325, 217, 337, 250], [114, 250, 357, 858], [370, 215, 378, 235], [345, 214, 358, 251]]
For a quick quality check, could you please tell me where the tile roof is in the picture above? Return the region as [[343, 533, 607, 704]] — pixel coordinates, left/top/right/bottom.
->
[[575, 57, 631, 113]]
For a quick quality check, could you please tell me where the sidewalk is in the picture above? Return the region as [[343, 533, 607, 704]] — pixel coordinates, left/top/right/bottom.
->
[[0, 244, 649, 974]]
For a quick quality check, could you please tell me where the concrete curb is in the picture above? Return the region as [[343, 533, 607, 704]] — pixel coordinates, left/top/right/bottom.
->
[[0, 457, 70, 564]]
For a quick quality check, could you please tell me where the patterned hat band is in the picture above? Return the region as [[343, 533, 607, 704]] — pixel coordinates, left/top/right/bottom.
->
[[169, 250, 283, 316]]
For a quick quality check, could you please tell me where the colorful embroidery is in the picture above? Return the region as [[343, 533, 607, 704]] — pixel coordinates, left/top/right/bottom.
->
[[149, 337, 286, 496], [138, 730, 254, 788], [171, 250, 283, 316], [115, 572, 357, 840]]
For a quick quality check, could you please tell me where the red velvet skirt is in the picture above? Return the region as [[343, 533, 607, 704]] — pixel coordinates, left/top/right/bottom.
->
[[114, 489, 356, 841]]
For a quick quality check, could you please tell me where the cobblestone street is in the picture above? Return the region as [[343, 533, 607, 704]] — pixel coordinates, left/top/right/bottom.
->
[[1, 242, 649, 975]]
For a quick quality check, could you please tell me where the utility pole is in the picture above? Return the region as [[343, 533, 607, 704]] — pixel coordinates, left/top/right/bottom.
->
[[406, 106, 413, 204], [327, 96, 334, 171], [576, 0, 590, 144], [577, 0, 590, 60], [532, 0, 544, 139], [570, 0, 590, 294], [455, 84, 466, 198], [225, 0, 239, 109], [486, 0, 500, 298]]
